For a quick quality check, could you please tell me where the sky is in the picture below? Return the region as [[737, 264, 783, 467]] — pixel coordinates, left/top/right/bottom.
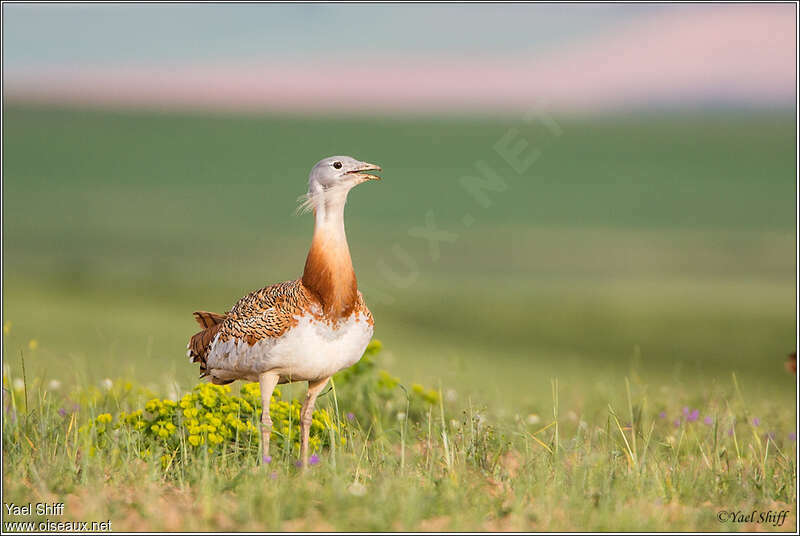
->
[[2, 3, 796, 115], [2, 4, 670, 67]]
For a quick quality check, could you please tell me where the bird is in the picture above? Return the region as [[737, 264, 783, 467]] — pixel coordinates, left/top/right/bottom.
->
[[186, 156, 381, 468]]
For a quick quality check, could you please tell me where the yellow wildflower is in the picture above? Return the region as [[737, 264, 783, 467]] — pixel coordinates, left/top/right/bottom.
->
[[96, 413, 112, 425]]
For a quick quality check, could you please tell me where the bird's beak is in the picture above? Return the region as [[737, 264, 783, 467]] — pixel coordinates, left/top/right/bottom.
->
[[346, 161, 382, 182]]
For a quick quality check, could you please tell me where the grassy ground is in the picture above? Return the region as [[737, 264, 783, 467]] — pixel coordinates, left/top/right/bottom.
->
[[1, 351, 796, 531], [2, 105, 796, 531]]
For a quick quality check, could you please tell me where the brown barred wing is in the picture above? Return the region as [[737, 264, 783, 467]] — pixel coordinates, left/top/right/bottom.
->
[[192, 311, 227, 329], [217, 279, 318, 346]]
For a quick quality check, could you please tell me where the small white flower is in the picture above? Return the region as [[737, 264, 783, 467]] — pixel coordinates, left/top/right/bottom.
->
[[445, 389, 457, 402], [166, 382, 180, 402], [47, 379, 62, 391], [396, 412, 406, 421], [100, 378, 113, 390], [348, 482, 366, 496], [12, 378, 24, 391], [526, 413, 541, 425]]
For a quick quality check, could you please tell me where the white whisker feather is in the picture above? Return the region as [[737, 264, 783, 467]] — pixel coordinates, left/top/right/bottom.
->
[[296, 183, 352, 216], [295, 192, 316, 215]]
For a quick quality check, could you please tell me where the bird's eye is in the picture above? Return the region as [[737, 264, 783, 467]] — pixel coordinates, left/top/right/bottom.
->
[[333, 161, 342, 169]]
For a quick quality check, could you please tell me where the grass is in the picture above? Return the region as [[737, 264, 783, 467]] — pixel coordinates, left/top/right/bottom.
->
[[1, 104, 796, 530], [1, 346, 796, 531]]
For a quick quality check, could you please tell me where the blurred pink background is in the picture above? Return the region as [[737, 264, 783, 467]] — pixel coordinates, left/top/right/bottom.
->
[[3, 4, 795, 115]]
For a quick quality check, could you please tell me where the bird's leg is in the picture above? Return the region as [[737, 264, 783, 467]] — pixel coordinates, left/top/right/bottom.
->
[[299, 376, 330, 468], [258, 372, 280, 465]]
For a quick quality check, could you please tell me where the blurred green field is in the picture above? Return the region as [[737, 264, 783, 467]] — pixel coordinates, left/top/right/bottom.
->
[[2, 104, 796, 532], [2, 105, 796, 410]]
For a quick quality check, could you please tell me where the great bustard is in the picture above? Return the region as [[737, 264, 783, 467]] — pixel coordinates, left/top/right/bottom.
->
[[187, 156, 380, 467]]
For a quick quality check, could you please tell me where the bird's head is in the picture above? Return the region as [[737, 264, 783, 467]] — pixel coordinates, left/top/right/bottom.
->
[[298, 155, 381, 215], [309, 156, 382, 190]]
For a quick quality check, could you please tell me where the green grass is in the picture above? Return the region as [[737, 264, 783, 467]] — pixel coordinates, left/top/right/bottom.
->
[[2, 104, 796, 531], [1, 348, 796, 531]]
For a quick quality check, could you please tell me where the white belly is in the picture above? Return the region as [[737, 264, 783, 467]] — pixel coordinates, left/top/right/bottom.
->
[[207, 312, 373, 383]]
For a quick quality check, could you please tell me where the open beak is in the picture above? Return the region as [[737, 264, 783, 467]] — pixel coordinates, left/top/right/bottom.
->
[[346, 161, 382, 182]]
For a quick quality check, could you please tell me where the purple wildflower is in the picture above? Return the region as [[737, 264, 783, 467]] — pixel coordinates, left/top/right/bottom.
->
[[673, 418, 681, 428], [682, 407, 689, 417], [658, 411, 666, 419], [3, 395, 15, 424], [270, 471, 278, 480], [752, 417, 761, 427], [687, 409, 699, 422], [789, 432, 796, 442], [262, 455, 272, 464], [703, 416, 713, 426], [346, 412, 355, 421], [309, 454, 320, 466], [727, 427, 734, 437], [295, 460, 303, 468], [58, 408, 67, 418]]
